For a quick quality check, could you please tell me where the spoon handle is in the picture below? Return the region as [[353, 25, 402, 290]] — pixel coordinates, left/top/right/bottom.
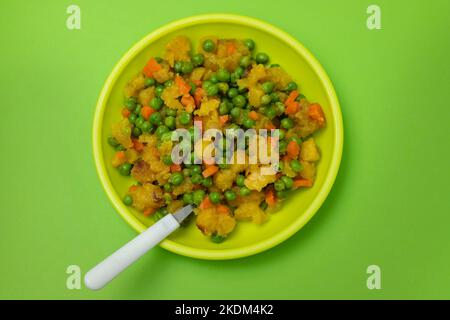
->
[[84, 214, 179, 290]]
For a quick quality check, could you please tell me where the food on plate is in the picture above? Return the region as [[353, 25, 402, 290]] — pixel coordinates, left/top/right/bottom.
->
[[107, 36, 326, 243]]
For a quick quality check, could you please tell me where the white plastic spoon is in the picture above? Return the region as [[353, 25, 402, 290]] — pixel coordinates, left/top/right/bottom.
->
[[84, 205, 193, 290]]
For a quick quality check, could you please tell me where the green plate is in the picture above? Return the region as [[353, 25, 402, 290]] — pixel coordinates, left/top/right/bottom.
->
[[93, 14, 343, 260]]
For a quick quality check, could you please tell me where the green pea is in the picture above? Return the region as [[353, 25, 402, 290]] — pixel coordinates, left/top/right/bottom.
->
[[145, 77, 155, 87], [236, 174, 245, 187], [277, 161, 285, 171], [265, 105, 276, 119], [276, 190, 288, 199], [255, 52, 269, 64], [155, 125, 169, 137], [210, 74, 219, 83], [240, 56, 252, 68], [281, 118, 294, 129], [211, 234, 225, 243], [178, 111, 191, 125], [218, 163, 230, 169], [232, 95, 246, 108], [202, 176, 213, 188], [209, 192, 221, 204], [243, 39, 255, 51], [154, 57, 163, 63], [189, 81, 197, 95], [160, 131, 172, 142], [203, 39, 215, 52], [296, 93, 306, 101], [290, 159, 303, 172], [239, 186, 251, 196], [125, 97, 137, 111], [135, 116, 144, 129], [243, 118, 255, 129], [289, 136, 302, 145], [230, 107, 241, 119], [192, 53, 204, 67], [150, 112, 162, 125], [118, 163, 132, 176], [155, 85, 164, 97], [219, 101, 230, 115], [262, 81, 274, 94], [164, 79, 174, 87], [285, 81, 298, 92], [206, 84, 219, 96], [183, 193, 194, 205], [141, 121, 152, 132], [115, 144, 126, 151], [128, 113, 137, 124], [270, 92, 280, 102], [216, 69, 230, 82], [133, 104, 142, 115], [281, 176, 294, 189], [181, 61, 194, 74], [274, 180, 285, 191], [191, 173, 203, 185], [107, 137, 119, 147], [275, 102, 285, 115], [132, 127, 142, 137], [150, 97, 163, 110], [164, 116, 176, 129], [224, 190, 236, 201], [191, 165, 202, 175], [230, 73, 238, 84], [227, 88, 239, 99], [234, 66, 245, 78], [169, 172, 184, 185], [260, 201, 269, 210], [163, 183, 172, 192], [217, 82, 229, 95], [261, 94, 272, 105], [279, 140, 288, 154], [193, 189, 206, 205], [165, 108, 177, 117], [174, 61, 183, 73], [162, 154, 173, 165], [270, 63, 280, 68], [278, 129, 286, 140], [123, 194, 133, 206]]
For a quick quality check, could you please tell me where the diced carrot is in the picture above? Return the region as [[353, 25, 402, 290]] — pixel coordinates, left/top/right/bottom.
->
[[219, 115, 229, 126], [202, 165, 219, 178], [133, 139, 145, 152], [193, 80, 202, 87], [142, 58, 161, 77], [308, 103, 325, 126], [248, 111, 259, 120], [170, 164, 182, 172], [199, 197, 213, 210], [181, 94, 195, 108], [285, 101, 299, 115], [194, 87, 205, 106], [141, 105, 155, 120], [293, 178, 313, 188], [216, 204, 230, 214], [112, 151, 126, 167], [122, 108, 131, 118], [265, 189, 277, 206], [129, 185, 138, 192], [175, 75, 191, 95], [265, 122, 276, 130], [286, 140, 300, 158], [226, 42, 237, 55], [143, 208, 156, 216], [284, 90, 299, 106]]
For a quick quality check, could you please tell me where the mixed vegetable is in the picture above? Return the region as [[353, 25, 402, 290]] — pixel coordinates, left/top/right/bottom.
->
[[107, 36, 326, 243]]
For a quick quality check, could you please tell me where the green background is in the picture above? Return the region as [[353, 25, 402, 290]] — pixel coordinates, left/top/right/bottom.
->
[[1, 0, 449, 299]]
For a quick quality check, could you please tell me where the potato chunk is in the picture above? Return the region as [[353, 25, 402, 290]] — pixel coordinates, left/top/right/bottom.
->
[[129, 183, 163, 211], [196, 207, 236, 237], [300, 138, 320, 162], [111, 118, 133, 148]]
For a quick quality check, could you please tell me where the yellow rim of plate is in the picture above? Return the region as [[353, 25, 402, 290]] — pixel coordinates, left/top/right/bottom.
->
[[93, 14, 343, 260]]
